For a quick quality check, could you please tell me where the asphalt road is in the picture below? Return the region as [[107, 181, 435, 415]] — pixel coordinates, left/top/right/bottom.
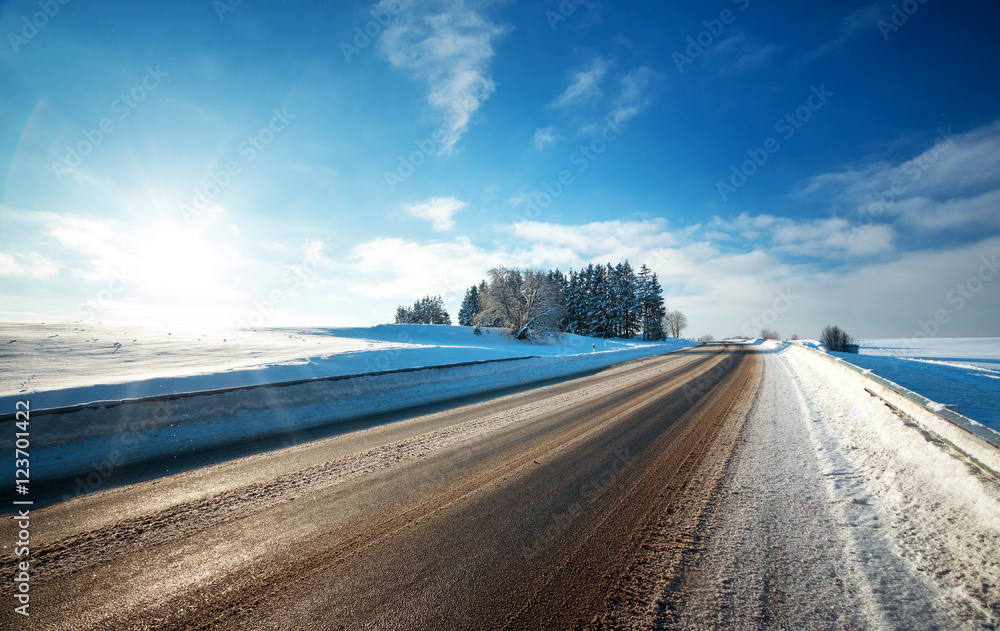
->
[[1, 344, 761, 630]]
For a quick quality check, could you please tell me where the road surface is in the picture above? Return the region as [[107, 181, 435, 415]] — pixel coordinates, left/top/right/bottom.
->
[[3, 344, 999, 630]]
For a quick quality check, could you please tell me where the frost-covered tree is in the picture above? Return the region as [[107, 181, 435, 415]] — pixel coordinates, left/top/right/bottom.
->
[[585, 264, 611, 338], [637, 265, 665, 341], [565, 270, 586, 335], [476, 267, 565, 340], [405, 260, 672, 341], [607, 261, 640, 338], [394, 295, 451, 325], [547, 269, 569, 331], [394, 305, 410, 324], [457, 285, 480, 326], [663, 310, 688, 338]]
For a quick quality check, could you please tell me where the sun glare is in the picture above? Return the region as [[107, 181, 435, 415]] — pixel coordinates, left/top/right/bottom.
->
[[138, 220, 232, 300]]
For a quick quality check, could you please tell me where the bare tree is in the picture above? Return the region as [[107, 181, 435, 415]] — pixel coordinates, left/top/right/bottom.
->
[[760, 328, 780, 340], [476, 267, 565, 340], [663, 310, 688, 338], [698, 334, 715, 343], [821, 325, 853, 352]]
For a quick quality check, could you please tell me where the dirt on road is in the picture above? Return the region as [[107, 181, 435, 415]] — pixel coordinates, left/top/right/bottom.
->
[[1, 345, 761, 630], [5, 343, 996, 630]]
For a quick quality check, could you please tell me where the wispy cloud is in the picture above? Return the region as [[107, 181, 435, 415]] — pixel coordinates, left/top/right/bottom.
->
[[532, 125, 559, 150], [377, 0, 508, 153], [549, 56, 611, 109], [802, 1, 889, 64], [708, 213, 895, 258], [402, 196, 469, 231], [800, 119, 1000, 235], [545, 56, 658, 132], [0, 251, 60, 278], [705, 35, 780, 73], [608, 65, 659, 127]]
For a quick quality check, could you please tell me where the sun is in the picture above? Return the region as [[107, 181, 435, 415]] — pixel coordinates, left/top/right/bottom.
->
[[136, 219, 235, 302]]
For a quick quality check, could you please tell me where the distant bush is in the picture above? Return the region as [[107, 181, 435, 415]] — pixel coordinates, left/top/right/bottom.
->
[[791, 334, 800, 340], [821, 325, 853, 352], [760, 328, 780, 340], [698, 334, 715, 343]]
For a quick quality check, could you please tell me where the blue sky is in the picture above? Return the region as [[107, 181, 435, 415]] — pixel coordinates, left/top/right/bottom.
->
[[1, 0, 999, 339]]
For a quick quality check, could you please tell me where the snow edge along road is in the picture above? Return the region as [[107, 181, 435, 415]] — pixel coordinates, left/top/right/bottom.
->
[[787, 343, 1000, 479], [1, 342, 695, 492]]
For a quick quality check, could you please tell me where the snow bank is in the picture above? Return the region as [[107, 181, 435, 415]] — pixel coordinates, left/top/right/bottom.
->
[[0, 323, 693, 486], [777, 345, 1000, 627], [0, 322, 664, 412], [787, 343, 1000, 479], [790, 338, 1000, 430]]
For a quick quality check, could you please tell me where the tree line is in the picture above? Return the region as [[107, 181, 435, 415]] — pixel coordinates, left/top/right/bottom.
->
[[394, 295, 451, 325], [454, 262, 684, 341]]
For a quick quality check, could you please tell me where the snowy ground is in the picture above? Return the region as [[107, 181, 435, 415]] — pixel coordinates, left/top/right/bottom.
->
[[0, 322, 676, 411], [2, 327, 998, 626], [0, 323, 694, 484], [792, 338, 1000, 431], [660, 342, 1000, 629]]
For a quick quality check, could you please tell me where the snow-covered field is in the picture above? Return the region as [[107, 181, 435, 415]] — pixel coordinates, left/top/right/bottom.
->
[[0, 322, 694, 483], [794, 338, 1000, 431], [0, 322, 679, 412]]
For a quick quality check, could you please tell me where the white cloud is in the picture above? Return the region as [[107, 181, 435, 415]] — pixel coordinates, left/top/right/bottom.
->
[[544, 60, 658, 135], [510, 219, 682, 261], [802, 2, 891, 64], [710, 213, 896, 258], [347, 236, 500, 301], [0, 209, 292, 324], [608, 65, 658, 127], [705, 35, 780, 73], [549, 57, 611, 109], [0, 251, 59, 278], [504, 218, 998, 339], [402, 196, 469, 231], [532, 125, 559, 150], [258, 209, 1000, 337], [888, 190, 1000, 233], [800, 119, 1000, 235], [377, 0, 508, 153]]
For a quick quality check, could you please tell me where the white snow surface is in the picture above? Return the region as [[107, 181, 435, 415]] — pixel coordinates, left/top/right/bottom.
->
[[0, 322, 685, 411], [791, 337, 1000, 431], [774, 344, 1000, 628], [0, 323, 695, 483]]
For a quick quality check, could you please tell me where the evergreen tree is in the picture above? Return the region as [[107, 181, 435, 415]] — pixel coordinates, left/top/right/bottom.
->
[[547, 269, 569, 331], [458, 285, 480, 326], [646, 273, 666, 340], [613, 260, 640, 338], [637, 265, 666, 340], [586, 265, 610, 338], [565, 269, 586, 335], [394, 305, 410, 324], [393, 261, 673, 340], [394, 295, 451, 325]]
